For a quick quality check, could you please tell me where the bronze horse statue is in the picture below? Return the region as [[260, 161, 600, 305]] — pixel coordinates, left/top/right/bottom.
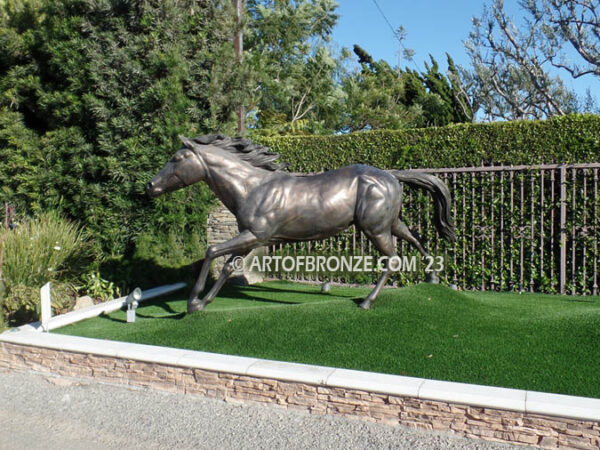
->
[[146, 135, 455, 313]]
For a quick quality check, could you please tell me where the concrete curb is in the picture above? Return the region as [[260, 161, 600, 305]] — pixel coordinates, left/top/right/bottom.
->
[[1, 328, 599, 422]]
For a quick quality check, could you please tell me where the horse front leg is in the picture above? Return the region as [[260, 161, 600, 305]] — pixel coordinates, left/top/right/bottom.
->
[[188, 230, 259, 314], [192, 251, 248, 312]]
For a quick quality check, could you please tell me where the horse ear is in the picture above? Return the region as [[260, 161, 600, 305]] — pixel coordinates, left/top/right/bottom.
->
[[179, 135, 195, 149]]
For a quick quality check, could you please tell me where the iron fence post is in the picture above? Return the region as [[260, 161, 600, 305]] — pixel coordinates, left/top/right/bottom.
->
[[559, 165, 567, 295]]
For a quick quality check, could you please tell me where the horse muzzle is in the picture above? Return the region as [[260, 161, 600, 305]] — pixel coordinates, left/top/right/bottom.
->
[[145, 180, 163, 198]]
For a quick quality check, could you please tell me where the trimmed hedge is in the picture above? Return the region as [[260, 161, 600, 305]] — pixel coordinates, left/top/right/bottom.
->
[[258, 114, 600, 172], [257, 114, 600, 294]]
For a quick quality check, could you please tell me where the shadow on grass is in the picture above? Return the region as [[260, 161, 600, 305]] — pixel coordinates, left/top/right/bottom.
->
[[99, 310, 187, 324], [101, 252, 364, 304], [214, 282, 366, 308], [559, 297, 597, 304], [226, 282, 359, 298], [351, 297, 366, 307], [102, 281, 370, 324]]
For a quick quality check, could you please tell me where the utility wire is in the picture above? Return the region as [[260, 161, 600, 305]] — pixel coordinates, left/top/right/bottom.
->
[[371, 0, 401, 42], [369, 0, 421, 70]]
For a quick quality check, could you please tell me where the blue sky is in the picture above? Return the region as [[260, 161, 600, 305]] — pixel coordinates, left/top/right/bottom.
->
[[330, 0, 596, 100]]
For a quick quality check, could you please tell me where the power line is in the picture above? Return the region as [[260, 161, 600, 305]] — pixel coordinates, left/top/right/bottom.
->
[[369, 0, 421, 70], [370, 0, 402, 43]]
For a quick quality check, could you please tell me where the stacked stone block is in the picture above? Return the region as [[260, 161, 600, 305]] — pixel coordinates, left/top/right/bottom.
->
[[1, 342, 598, 449]]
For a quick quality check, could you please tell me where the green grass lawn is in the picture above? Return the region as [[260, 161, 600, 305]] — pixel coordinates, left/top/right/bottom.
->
[[54, 281, 600, 398]]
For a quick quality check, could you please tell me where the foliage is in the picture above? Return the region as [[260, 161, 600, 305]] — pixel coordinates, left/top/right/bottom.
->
[[418, 54, 475, 124], [522, 0, 600, 79], [79, 271, 120, 302], [0, 211, 91, 289], [341, 46, 423, 131], [0, 0, 227, 278], [0, 210, 89, 325], [465, 0, 599, 120], [49, 282, 76, 315], [1, 283, 38, 324], [245, 0, 346, 135], [258, 114, 600, 172], [339, 46, 475, 132], [0, 279, 6, 330], [1, 281, 75, 325]]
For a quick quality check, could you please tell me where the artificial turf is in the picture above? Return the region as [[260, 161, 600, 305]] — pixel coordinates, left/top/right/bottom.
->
[[54, 281, 600, 398]]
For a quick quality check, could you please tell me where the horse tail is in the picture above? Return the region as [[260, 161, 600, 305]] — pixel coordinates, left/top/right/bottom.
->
[[388, 170, 456, 243]]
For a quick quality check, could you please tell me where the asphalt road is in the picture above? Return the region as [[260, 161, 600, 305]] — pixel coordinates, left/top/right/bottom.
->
[[0, 370, 523, 450]]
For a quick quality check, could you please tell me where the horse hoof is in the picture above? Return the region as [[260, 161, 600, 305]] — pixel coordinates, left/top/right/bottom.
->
[[359, 299, 372, 310], [425, 273, 439, 284], [187, 300, 206, 314]]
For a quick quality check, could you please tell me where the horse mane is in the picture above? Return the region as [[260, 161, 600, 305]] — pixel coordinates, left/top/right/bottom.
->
[[187, 134, 290, 172]]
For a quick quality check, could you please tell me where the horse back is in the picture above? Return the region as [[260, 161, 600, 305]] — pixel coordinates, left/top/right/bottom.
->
[[237, 165, 401, 242]]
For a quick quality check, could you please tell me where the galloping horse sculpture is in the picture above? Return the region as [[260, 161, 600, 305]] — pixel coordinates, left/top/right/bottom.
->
[[146, 135, 456, 313]]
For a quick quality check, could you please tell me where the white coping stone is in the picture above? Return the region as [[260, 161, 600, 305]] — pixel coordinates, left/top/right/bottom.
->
[[115, 342, 190, 367], [418, 379, 527, 412], [526, 390, 600, 422], [326, 368, 424, 397], [1, 330, 123, 357], [246, 359, 335, 385], [1, 329, 600, 422], [178, 351, 259, 376]]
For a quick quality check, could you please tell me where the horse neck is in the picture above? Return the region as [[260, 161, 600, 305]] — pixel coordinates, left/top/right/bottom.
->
[[203, 152, 269, 214]]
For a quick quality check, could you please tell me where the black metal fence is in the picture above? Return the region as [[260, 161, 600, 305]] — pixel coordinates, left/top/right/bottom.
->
[[267, 163, 600, 296]]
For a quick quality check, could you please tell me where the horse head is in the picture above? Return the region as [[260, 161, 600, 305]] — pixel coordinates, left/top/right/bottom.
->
[[146, 136, 208, 198]]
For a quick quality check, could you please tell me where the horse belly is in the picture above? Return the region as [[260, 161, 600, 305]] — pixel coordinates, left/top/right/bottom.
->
[[275, 205, 353, 240]]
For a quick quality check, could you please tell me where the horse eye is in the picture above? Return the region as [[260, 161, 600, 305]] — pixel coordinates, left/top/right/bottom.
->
[[173, 154, 183, 162]]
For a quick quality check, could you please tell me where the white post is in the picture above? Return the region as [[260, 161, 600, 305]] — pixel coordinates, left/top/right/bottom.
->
[[40, 282, 52, 332]]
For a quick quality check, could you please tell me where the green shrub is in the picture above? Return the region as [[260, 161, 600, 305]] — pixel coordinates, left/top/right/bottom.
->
[[0, 0, 232, 275], [49, 282, 77, 315], [1, 284, 39, 325], [258, 114, 600, 171], [1, 282, 76, 326], [79, 271, 120, 302], [0, 279, 6, 331], [134, 229, 206, 269], [0, 211, 92, 289], [0, 211, 91, 325]]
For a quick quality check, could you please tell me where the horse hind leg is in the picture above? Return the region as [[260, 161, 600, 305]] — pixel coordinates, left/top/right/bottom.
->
[[360, 231, 397, 310], [392, 219, 439, 284]]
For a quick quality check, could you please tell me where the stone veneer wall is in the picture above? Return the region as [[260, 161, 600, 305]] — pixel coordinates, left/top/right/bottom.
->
[[206, 202, 264, 283], [1, 342, 599, 449], [206, 202, 240, 279]]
